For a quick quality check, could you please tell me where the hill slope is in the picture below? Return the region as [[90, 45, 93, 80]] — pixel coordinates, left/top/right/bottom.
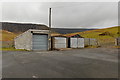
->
[[1, 22, 96, 34], [77, 26, 118, 38], [64, 26, 120, 46], [0, 30, 18, 41], [1, 22, 49, 33], [52, 28, 95, 34]]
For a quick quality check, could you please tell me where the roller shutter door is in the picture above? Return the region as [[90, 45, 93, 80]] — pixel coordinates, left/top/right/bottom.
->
[[32, 34, 48, 50]]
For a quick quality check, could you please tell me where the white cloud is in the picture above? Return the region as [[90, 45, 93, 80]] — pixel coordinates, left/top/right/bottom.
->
[[2, 2, 118, 28], [1, 0, 119, 2], [0, 2, 2, 22]]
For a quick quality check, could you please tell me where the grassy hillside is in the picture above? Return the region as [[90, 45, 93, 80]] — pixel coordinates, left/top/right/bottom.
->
[[0, 30, 18, 48], [79, 26, 119, 38], [0, 30, 19, 41], [63, 26, 120, 47], [51, 28, 94, 34], [1, 22, 49, 33]]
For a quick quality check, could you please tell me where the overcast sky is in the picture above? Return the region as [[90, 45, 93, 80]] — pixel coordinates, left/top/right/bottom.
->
[[2, 2, 118, 28]]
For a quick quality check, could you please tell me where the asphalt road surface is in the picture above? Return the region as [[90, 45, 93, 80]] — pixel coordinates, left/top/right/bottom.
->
[[2, 48, 119, 78]]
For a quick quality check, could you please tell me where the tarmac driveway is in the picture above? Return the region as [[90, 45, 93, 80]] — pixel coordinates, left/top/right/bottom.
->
[[2, 48, 118, 78]]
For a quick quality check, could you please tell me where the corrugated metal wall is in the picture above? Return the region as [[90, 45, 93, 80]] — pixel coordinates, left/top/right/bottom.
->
[[52, 37, 67, 49], [84, 38, 90, 46], [70, 38, 84, 48], [78, 38, 84, 48], [84, 38, 97, 46], [70, 38, 77, 48], [89, 38, 97, 46]]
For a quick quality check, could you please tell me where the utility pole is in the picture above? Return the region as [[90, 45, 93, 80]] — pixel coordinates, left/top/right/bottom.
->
[[49, 8, 52, 29], [49, 8, 52, 50]]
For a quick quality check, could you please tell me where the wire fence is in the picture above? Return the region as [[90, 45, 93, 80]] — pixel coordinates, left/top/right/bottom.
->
[[84, 38, 98, 46], [0, 41, 14, 48]]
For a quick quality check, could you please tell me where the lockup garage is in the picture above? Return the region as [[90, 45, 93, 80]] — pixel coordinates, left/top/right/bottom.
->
[[51, 36, 68, 50], [14, 29, 50, 50], [67, 34, 84, 48]]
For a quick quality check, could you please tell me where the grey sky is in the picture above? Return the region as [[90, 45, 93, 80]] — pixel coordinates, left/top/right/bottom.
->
[[2, 2, 118, 28]]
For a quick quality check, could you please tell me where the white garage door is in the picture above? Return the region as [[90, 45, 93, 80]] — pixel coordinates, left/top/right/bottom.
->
[[54, 37, 67, 48], [78, 38, 84, 48], [70, 38, 77, 48], [70, 38, 84, 48]]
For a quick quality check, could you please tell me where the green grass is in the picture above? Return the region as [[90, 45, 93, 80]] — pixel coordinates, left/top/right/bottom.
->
[[0, 47, 28, 51]]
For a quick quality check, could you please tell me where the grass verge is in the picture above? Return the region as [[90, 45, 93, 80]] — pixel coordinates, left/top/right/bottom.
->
[[0, 47, 28, 51]]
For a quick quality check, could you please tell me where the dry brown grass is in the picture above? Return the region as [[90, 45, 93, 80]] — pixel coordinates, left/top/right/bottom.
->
[[0, 30, 18, 41]]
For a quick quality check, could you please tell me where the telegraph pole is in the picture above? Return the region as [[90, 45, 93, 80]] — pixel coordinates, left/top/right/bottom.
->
[[49, 8, 52, 50], [49, 8, 52, 29]]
